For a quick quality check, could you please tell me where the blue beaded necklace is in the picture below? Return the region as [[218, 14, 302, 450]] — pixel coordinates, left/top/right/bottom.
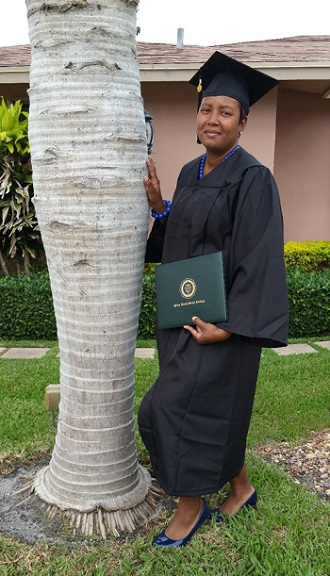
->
[[198, 144, 240, 180]]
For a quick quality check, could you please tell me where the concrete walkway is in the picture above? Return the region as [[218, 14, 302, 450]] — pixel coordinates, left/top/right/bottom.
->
[[0, 342, 329, 359], [273, 341, 330, 355], [0, 347, 156, 359]]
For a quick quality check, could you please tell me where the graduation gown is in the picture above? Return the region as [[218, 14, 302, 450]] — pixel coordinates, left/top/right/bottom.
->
[[138, 147, 289, 497]]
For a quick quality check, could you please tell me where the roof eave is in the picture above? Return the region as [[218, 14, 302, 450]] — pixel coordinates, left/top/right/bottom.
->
[[0, 66, 30, 83], [1, 62, 329, 85], [139, 62, 330, 82]]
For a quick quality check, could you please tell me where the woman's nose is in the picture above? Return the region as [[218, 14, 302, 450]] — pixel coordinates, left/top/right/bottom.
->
[[207, 113, 219, 124]]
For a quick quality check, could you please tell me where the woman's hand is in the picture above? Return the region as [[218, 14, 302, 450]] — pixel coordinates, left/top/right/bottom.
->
[[144, 156, 165, 214], [184, 316, 232, 345]]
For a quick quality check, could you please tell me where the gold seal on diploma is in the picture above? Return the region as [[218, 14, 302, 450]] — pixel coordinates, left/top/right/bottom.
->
[[180, 278, 197, 299]]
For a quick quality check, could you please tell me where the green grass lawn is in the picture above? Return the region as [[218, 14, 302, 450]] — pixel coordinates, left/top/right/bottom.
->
[[0, 339, 329, 575]]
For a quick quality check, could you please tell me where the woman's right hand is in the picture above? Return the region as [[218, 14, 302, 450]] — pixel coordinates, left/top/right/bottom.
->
[[184, 317, 232, 345], [144, 156, 166, 214]]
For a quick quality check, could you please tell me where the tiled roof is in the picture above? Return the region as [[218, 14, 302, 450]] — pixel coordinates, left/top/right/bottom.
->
[[0, 44, 31, 67], [0, 36, 329, 68], [137, 36, 330, 65]]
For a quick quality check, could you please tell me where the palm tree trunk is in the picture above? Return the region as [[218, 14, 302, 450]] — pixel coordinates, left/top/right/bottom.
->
[[0, 249, 9, 276], [26, 0, 156, 536], [23, 250, 30, 275]]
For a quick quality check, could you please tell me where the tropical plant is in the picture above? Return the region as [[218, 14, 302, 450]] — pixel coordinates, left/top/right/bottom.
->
[[25, 0, 155, 538], [0, 98, 42, 274], [0, 98, 29, 156]]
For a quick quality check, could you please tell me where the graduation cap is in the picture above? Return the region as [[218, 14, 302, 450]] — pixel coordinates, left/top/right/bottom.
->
[[189, 51, 279, 115]]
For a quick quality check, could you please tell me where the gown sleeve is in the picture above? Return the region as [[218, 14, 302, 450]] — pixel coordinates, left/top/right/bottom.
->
[[145, 218, 168, 263], [218, 166, 289, 348]]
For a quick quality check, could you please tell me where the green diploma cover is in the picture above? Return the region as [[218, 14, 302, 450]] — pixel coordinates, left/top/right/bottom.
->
[[155, 251, 228, 329]]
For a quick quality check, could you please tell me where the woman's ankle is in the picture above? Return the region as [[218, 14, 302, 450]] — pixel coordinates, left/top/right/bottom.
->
[[165, 496, 203, 539]]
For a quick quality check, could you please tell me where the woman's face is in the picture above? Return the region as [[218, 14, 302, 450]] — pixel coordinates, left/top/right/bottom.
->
[[197, 95, 247, 154]]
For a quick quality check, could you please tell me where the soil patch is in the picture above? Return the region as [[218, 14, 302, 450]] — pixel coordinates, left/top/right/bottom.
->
[[0, 462, 171, 546], [0, 462, 72, 546]]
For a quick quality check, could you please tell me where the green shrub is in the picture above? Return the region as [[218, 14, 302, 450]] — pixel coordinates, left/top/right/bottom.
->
[[284, 241, 330, 272], [287, 268, 330, 337], [138, 272, 156, 338], [143, 262, 157, 275], [0, 271, 56, 339]]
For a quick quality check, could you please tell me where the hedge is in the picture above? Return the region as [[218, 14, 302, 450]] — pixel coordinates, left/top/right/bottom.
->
[[284, 241, 330, 272], [0, 271, 56, 340], [286, 269, 330, 338], [1, 246, 329, 340], [138, 272, 156, 339]]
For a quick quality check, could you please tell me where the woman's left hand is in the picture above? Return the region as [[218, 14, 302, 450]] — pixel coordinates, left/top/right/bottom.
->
[[183, 316, 232, 345]]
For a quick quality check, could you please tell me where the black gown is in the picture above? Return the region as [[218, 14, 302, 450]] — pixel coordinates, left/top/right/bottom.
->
[[139, 147, 289, 497]]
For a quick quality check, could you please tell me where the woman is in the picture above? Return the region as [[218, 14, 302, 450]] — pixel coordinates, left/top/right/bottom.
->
[[139, 52, 289, 548]]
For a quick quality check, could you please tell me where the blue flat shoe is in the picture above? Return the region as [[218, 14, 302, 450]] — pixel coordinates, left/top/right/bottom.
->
[[244, 489, 258, 507], [211, 490, 258, 523], [152, 498, 210, 547]]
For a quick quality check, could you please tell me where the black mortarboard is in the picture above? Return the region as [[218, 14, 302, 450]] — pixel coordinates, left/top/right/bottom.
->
[[189, 51, 279, 114]]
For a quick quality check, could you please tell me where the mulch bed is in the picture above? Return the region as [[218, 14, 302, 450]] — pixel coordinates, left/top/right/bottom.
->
[[252, 428, 330, 501]]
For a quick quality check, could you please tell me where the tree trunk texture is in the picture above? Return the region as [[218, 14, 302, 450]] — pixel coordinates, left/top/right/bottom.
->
[[0, 249, 9, 275], [26, 0, 155, 535]]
